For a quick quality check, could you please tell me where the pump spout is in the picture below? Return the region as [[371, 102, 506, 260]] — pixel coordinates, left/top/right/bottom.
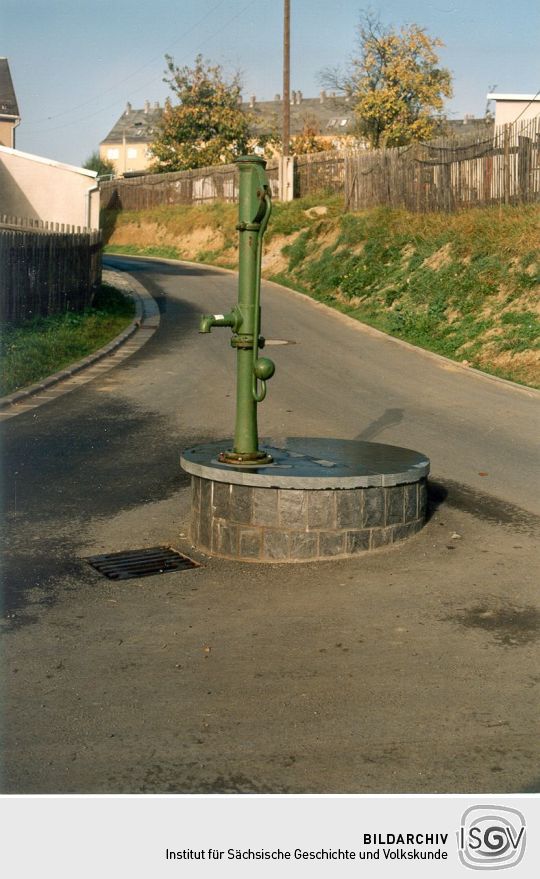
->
[[199, 314, 215, 333], [199, 310, 239, 334]]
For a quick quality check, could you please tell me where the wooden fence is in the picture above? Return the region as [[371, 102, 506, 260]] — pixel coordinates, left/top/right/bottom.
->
[[345, 116, 540, 212], [0, 214, 91, 233], [294, 151, 345, 197], [99, 154, 344, 210], [99, 115, 539, 214], [100, 159, 280, 212], [0, 226, 102, 322]]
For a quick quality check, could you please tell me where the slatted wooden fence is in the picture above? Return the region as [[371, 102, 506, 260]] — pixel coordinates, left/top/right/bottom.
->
[[344, 116, 540, 212], [99, 115, 539, 213], [0, 214, 91, 233], [294, 151, 345, 197], [100, 159, 281, 211], [99, 154, 343, 210], [0, 226, 102, 322]]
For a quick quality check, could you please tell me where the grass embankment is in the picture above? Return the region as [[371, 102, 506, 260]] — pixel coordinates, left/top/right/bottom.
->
[[0, 284, 135, 396], [101, 202, 239, 268], [103, 198, 540, 388]]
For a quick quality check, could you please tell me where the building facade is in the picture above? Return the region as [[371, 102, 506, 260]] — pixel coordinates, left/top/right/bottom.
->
[[99, 101, 163, 175], [486, 93, 540, 127], [0, 58, 20, 148]]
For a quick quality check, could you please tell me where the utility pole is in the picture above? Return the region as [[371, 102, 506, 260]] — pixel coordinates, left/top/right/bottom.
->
[[283, 0, 290, 157]]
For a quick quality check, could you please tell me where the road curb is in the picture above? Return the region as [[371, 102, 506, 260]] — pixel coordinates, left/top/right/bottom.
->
[[263, 279, 540, 398], [0, 271, 158, 411], [104, 251, 539, 398]]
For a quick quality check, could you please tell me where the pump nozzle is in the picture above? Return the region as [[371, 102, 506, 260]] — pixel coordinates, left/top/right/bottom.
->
[[199, 311, 240, 334]]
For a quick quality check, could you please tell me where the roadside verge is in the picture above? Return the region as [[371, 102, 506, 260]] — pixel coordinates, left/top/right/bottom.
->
[[0, 269, 160, 418], [105, 251, 540, 399]]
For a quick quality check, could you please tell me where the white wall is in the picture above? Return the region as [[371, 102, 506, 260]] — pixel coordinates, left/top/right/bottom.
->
[[488, 95, 540, 127], [0, 146, 100, 229]]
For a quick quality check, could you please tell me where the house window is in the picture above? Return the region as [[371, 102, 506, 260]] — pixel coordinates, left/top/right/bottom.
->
[[107, 148, 119, 159], [127, 148, 138, 159]]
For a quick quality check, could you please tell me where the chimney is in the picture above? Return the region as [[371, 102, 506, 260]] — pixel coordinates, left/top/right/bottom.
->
[[238, 95, 243, 106], [125, 101, 132, 115], [274, 93, 281, 102], [319, 90, 326, 103], [144, 100, 150, 114], [291, 90, 297, 104], [153, 101, 160, 110], [249, 95, 256, 108], [297, 90, 303, 104]]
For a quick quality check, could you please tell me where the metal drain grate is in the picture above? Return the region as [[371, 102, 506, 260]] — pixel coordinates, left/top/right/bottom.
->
[[87, 546, 200, 580]]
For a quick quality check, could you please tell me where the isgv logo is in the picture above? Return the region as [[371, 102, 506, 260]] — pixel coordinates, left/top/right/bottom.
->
[[458, 805, 526, 870]]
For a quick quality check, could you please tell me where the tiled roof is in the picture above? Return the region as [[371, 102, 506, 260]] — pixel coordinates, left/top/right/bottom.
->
[[247, 95, 355, 136], [0, 58, 19, 118], [100, 95, 355, 144], [101, 105, 164, 144], [101, 95, 493, 146]]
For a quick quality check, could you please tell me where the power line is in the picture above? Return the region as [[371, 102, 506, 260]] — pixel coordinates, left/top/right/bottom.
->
[[34, 0, 262, 136], [25, 0, 255, 132], [30, 0, 227, 124], [511, 88, 540, 124]]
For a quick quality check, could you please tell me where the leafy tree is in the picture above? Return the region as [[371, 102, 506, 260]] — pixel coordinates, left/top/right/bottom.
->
[[254, 116, 326, 158], [254, 114, 283, 159], [83, 151, 115, 176], [292, 117, 327, 155], [150, 54, 251, 172], [324, 12, 452, 148]]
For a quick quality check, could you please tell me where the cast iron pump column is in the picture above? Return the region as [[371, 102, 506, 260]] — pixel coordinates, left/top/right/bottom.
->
[[199, 156, 275, 466]]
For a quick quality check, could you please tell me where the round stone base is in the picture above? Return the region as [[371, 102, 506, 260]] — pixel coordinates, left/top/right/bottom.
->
[[181, 438, 430, 563]]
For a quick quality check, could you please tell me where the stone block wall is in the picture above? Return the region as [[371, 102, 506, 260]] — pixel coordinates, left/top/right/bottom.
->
[[190, 476, 427, 562]]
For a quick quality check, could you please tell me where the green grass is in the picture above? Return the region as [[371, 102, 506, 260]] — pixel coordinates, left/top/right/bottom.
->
[[0, 284, 135, 396], [265, 194, 342, 240], [103, 242, 237, 270], [103, 242, 183, 260], [275, 205, 540, 387]]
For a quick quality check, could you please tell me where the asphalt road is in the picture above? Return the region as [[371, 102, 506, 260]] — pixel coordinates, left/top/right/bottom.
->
[[2, 255, 539, 794], [107, 254, 539, 515]]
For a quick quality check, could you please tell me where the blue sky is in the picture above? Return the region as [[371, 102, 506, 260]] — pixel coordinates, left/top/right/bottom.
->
[[2, 0, 539, 166]]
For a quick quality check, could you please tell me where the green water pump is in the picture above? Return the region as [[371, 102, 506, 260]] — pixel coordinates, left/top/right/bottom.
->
[[199, 156, 275, 466]]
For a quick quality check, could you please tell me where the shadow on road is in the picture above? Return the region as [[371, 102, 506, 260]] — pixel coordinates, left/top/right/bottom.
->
[[354, 408, 404, 441], [432, 477, 540, 534]]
